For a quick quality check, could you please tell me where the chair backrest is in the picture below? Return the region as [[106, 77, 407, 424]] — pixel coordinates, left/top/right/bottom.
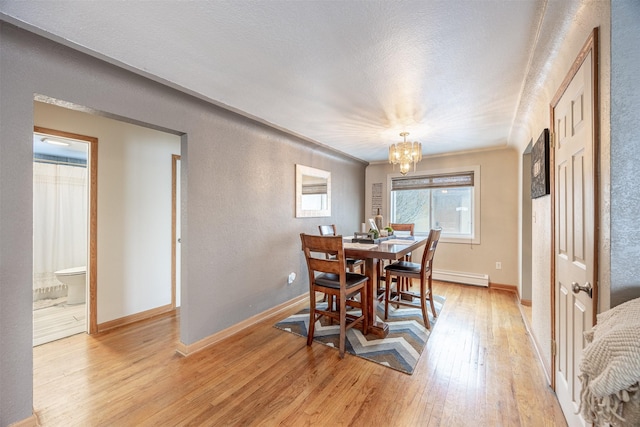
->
[[390, 223, 415, 236], [300, 233, 346, 285], [420, 228, 442, 271], [318, 224, 337, 236], [318, 225, 339, 260]]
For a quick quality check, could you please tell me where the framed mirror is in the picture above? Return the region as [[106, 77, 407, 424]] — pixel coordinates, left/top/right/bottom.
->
[[296, 164, 331, 217]]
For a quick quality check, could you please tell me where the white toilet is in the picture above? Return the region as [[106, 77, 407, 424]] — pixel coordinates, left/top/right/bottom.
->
[[54, 266, 87, 305]]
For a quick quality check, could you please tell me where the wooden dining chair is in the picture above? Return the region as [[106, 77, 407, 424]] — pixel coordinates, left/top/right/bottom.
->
[[377, 222, 415, 299], [318, 224, 365, 312], [318, 224, 364, 273], [388, 223, 415, 278], [389, 223, 415, 237], [300, 233, 369, 358], [384, 228, 441, 329]]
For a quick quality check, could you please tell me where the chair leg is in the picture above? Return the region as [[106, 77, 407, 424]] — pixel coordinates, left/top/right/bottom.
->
[[384, 270, 392, 320], [428, 274, 437, 318], [392, 275, 401, 309], [307, 293, 317, 346], [419, 276, 431, 330], [377, 261, 382, 295], [361, 284, 369, 335], [339, 294, 347, 358], [400, 254, 411, 293]]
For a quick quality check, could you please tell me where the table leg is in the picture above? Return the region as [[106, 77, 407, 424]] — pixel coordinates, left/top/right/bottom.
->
[[365, 257, 389, 338]]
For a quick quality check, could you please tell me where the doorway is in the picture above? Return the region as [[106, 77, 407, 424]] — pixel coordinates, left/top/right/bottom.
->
[[33, 100, 181, 333], [32, 99, 183, 424], [32, 127, 98, 345]]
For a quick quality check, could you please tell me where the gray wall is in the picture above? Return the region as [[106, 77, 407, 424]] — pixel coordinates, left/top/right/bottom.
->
[[0, 23, 365, 425], [610, 0, 640, 307]]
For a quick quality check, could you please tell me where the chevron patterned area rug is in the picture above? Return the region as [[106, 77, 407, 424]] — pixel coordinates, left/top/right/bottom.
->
[[274, 295, 445, 374]]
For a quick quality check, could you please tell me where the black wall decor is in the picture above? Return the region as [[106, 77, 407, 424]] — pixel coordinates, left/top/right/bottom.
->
[[531, 128, 550, 199]]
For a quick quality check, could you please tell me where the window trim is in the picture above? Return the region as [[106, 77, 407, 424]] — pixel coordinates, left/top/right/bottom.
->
[[387, 165, 481, 244]]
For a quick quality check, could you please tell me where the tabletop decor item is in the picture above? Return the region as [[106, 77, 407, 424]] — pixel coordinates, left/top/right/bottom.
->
[[374, 208, 384, 230], [352, 231, 394, 244]]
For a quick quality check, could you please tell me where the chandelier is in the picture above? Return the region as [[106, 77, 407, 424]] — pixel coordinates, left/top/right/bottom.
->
[[388, 132, 422, 175]]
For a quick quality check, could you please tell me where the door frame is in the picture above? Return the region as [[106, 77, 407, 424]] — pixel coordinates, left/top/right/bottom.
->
[[521, 141, 533, 306], [171, 154, 180, 309], [549, 27, 600, 390], [33, 126, 99, 334]]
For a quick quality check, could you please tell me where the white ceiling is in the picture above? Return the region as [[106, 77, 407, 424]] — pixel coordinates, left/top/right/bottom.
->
[[1, 1, 582, 162]]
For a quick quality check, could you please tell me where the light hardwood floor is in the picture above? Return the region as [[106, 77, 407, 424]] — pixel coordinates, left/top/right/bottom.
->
[[33, 282, 567, 426], [33, 302, 86, 346]]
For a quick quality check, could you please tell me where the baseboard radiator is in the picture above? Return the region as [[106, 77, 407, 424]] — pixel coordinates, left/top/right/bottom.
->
[[433, 269, 489, 287]]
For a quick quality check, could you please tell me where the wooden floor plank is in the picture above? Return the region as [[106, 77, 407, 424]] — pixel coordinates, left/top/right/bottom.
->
[[33, 302, 86, 346], [33, 282, 567, 426]]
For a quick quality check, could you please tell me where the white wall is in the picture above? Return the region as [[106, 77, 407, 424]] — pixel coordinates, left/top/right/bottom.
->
[[34, 102, 181, 323], [366, 147, 519, 287]]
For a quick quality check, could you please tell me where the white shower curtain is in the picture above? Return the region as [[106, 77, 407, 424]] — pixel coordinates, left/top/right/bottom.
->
[[33, 161, 88, 298]]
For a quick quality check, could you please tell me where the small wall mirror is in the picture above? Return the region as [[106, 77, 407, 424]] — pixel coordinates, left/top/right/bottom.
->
[[296, 164, 331, 217]]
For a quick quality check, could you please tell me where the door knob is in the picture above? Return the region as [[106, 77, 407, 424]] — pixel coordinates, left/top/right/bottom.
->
[[571, 281, 593, 298]]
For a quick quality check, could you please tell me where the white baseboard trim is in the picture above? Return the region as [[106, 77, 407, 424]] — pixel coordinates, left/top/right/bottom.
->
[[433, 269, 489, 287]]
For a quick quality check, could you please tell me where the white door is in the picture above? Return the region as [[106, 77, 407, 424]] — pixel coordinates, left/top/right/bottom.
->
[[554, 50, 597, 426]]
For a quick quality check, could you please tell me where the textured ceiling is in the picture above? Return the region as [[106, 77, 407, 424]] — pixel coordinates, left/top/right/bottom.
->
[[0, 1, 581, 162]]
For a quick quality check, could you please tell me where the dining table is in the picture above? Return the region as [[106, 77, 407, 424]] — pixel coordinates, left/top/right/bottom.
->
[[343, 235, 428, 337]]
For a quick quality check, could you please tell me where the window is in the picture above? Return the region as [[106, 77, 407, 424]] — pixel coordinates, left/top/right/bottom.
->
[[389, 166, 480, 243]]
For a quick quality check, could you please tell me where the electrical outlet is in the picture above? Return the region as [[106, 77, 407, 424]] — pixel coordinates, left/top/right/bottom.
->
[[287, 272, 296, 285], [495, 262, 502, 270]]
